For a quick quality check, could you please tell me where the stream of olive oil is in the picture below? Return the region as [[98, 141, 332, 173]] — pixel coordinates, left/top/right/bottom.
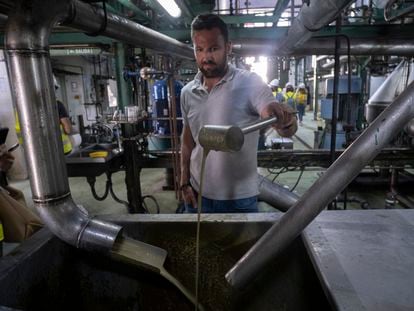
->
[[108, 149, 209, 311], [195, 148, 209, 311]]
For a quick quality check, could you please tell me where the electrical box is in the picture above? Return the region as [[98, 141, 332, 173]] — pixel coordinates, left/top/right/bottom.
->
[[326, 76, 362, 94], [271, 137, 294, 149]]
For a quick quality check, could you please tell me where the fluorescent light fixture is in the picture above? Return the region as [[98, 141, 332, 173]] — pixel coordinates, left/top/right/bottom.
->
[[157, 0, 181, 18]]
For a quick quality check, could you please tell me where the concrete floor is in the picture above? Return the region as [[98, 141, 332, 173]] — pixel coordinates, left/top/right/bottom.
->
[[8, 109, 399, 217]]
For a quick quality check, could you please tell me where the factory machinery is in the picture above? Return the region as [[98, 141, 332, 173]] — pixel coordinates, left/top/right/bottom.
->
[[1, 0, 414, 310]]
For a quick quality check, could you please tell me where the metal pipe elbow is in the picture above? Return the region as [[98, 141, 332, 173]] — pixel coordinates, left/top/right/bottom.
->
[[36, 195, 122, 252], [258, 175, 299, 212]]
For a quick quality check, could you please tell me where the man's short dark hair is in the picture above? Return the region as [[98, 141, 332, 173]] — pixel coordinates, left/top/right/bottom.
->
[[191, 14, 229, 42]]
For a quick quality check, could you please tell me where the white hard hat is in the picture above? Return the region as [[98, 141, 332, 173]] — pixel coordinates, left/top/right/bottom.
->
[[298, 83, 306, 89], [285, 82, 293, 88], [53, 75, 60, 89], [269, 79, 279, 87]]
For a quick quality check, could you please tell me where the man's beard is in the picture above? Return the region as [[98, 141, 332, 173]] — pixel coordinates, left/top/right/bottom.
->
[[199, 60, 227, 78]]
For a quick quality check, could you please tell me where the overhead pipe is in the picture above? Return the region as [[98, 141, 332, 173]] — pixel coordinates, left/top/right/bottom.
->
[[277, 0, 355, 54], [115, 0, 151, 22], [232, 37, 414, 56], [0, 0, 194, 58], [293, 37, 414, 56], [226, 79, 414, 289], [66, 0, 193, 59]]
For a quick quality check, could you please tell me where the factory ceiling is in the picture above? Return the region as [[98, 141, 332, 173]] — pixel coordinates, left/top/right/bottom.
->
[[0, 0, 414, 56]]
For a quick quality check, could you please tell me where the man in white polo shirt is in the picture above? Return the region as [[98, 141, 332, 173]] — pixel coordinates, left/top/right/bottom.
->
[[180, 14, 297, 213]]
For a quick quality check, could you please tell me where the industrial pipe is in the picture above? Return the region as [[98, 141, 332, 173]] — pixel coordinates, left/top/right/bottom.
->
[[257, 175, 299, 212], [66, 0, 193, 59], [226, 79, 414, 289], [4, 0, 123, 252], [278, 0, 355, 54], [232, 37, 414, 56], [366, 60, 407, 123]]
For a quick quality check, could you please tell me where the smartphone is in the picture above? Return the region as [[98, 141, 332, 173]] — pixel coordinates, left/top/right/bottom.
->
[[0, 127, 9, 145], [8, 142, 19, 152]]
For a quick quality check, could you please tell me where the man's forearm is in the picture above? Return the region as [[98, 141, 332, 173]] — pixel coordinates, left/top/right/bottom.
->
[[180, 126, 195, 185], [180, 146, 191, 185], [60, 118, 72, 135]]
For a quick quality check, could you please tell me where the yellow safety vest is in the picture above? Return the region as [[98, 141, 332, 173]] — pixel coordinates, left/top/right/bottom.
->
[[272, 87, 283, 97], [284, 91, 296, 109], [15, 111, 72, 154], [295, 92, 307, 105]]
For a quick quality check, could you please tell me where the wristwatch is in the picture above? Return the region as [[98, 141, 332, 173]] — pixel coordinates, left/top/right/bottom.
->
[[179, 182, 191, 191]]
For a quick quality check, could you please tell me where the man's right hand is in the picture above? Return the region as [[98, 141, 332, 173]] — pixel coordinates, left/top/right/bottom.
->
[[181, 184, 197, 208]]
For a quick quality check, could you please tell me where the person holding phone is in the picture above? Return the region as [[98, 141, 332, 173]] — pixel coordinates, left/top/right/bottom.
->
[[0, 146, 14, 173], [0, 131, 43, 243], [0, 128, 14, 178]]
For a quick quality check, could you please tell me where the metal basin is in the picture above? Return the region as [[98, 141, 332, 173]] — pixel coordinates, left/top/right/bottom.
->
[[0, 214, 330, 311]]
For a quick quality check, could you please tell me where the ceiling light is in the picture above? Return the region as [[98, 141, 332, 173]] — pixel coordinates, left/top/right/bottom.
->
[[156, 0, 181, 18]]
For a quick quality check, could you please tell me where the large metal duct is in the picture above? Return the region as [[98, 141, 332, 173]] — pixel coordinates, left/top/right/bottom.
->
[[4, 0, 193, 253], [232, 37, 414, 56], [278, 0, 355, 54], [226, 79, 414, 289], [366, 60, 408, 123]]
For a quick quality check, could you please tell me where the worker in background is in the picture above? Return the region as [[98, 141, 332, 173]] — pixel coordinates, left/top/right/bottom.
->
[[295, 83, 308, 126], [180, 14, 297, 213], [269, 79, 285, 103], [15, 75, 73, 154], [284, 82, 296, 110]]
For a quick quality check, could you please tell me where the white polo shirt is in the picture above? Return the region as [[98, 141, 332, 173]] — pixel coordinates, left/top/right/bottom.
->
[[181, 64, 275, 200]]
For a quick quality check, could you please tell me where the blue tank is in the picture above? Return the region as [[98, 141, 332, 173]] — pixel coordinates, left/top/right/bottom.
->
[[151, 79, 183, 136]]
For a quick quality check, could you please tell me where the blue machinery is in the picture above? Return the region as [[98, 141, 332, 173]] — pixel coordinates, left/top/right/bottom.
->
[[317, 76, 363, 149], [151, 79, 183, 142]]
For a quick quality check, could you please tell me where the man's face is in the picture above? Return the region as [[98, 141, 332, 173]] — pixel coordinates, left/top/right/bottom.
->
[[192, 28, 231, 78]]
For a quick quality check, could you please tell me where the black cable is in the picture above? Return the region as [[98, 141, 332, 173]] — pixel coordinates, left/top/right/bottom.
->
[[87, 0, 108, 37], [86, 176, 110, 201], [290, 166, 305, 192], [106, 173, 130, 209], [142, 195, 160, 214], [141, 200, 150, 214]]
